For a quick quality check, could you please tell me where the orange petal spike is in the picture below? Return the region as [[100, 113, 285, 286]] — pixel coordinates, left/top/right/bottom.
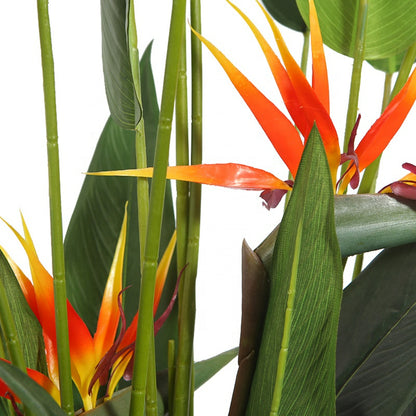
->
[[93, 204, 128, 359], [154, 231, 177, 314], [225, 0, 310, 140], [356, 67, 416, 170], [309, 0, 330, 112], [88, 164, 292, 191], [256, 0, 339, 182], [190, 26, 303, 176]]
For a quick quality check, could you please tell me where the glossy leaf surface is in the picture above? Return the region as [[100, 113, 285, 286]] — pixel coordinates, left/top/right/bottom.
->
[[246, 127, 343, 415], [261, 0, 306, 32], [337, 243, 416, 415], [296, 0, 416, 59], [101, 0, 140, 129]]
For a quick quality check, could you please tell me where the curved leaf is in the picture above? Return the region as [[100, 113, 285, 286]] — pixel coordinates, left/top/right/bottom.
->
[[336, 243, 416, 415], [247, 127, 343, 415], [101, 0, 140, 129], [296, 0, 416, 59], [367, 51, 407, 74], [255, 194, 416, 272], [65, 44, 177, 370], [0, 360, 66, 416], [261, 0, 306, 33]]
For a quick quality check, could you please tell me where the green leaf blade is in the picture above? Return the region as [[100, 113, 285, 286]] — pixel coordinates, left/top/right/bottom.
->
[[101, 0, 141, 129], [247, 126, 343, 415], [337, 243, 416, 415], [261, 0, 307, 33]]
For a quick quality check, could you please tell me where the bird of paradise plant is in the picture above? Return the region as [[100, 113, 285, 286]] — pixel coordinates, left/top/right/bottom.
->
[[0, 209, 177, 412], [92, 0, 416, 207]]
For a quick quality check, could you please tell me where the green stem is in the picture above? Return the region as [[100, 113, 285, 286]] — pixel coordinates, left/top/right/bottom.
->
[[36, 1, 73, 415], [270, 220, 303, 416], [146, 333, 158, 416], [342, 0, 368, 160], [128, 1, 187, 415], [128, 0, 150, 268], [390, 41, 416, 100], [173, 0, 202, 414], [168, 340, 175, 414], [300, 29, 310, 75], [175, 35, 190, 275]]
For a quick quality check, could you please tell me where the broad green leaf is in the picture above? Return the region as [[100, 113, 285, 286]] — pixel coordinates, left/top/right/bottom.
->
[[261, 0, 306, 33], [367, 52, 406, 74], [0, 251, 47, 375], [101, 0, 140, 129], [336, 243, 416, 415], [246, 127, 343, 415], [65, 44, 177, 370], [0, 360, 66, 416], [255, 194, 416, 272], [296, 0, 416, 59]]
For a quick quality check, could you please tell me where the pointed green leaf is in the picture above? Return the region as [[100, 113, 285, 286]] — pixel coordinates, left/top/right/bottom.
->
[[337, 243, 416, 415], [65, 44, 177, 369], [256, 194, 416, 272], [101, 0, 141, 129], [0, 251, 47, 375], [296, 0, 416, 59], [0, 360, 66, 416], [194, 347, 239, 390], [247, 126, 343, 415], [261, 0, 306, 32]]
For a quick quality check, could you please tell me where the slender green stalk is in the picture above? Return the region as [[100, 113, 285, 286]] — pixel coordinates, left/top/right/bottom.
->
[[342, 0, 368, 160], [128, 0, 150, 267], [270, 220, 303, 416], [168, 340, 176, 414], [146, 333, 158, 416], [173, 0, 202, 414], [36, 1, 73, 414], [390, 41, 416, 99], [300, 29, 310, 75], [128, 1, 187, 415], [175, 35, 190, 275]]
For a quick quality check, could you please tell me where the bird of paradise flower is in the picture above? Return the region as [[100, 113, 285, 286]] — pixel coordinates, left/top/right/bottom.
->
[[89, 0, 416, 208], [0, 208, 177, 411]]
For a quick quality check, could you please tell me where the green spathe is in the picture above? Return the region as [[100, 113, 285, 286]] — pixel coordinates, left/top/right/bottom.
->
[[246, 126, 343, 415]]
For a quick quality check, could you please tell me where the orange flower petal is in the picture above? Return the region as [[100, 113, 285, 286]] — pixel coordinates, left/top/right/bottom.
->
[[190, 26, 303, 176], [356, 67, 416, 170], [309, 0, 330, 112], [257, 0, 339, 183], [88, 164, 292, 191]]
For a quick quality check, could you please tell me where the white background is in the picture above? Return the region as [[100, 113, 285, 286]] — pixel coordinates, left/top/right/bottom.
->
[[0, 1, 415, 414]]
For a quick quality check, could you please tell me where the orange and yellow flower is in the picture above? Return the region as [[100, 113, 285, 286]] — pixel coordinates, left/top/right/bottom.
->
[[0, 210, 176, 411], [89, 0, 416, 205]]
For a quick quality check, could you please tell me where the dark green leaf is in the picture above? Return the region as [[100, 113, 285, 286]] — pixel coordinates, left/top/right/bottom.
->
[[247, 126, 343, 415], [65, 44, 177, 370], [261, 0, 306, 32], [0, 360, 66, 416], [101, 0, 140, 129], [337, 243, 416, 415], [296, 0, 416, 59], [256, 194, 416, 272], [0, 251, 47, 375]]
